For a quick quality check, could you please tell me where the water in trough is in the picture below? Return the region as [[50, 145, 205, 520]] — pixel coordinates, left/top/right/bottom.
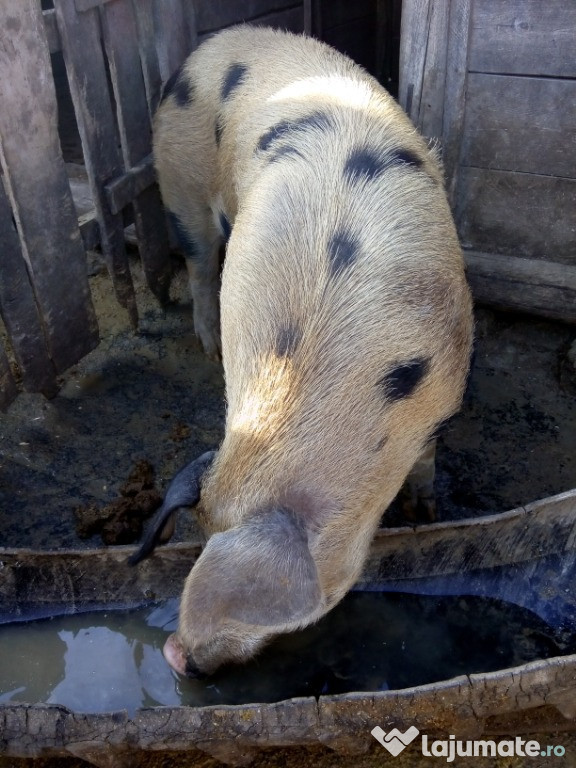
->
[[1, 591, 574, 715]]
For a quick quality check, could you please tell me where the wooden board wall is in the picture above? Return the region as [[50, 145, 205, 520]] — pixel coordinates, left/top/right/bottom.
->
[[399, 0, 576, 323]]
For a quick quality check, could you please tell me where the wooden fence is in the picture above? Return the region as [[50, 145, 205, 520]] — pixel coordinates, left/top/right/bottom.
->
[[0, 0, 309, 411], [399, 0, 576, 323]]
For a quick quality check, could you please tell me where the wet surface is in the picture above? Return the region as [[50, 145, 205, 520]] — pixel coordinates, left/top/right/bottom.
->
[[1, 591, 574, 715], [1, 261, 575, 549]]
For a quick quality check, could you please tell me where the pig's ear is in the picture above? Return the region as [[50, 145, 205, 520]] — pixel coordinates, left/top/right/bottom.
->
[[188, 507, 323, 627], [128, 451, 216, 566]]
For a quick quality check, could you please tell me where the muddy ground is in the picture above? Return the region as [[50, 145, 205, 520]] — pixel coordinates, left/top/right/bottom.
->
[[1, 256, 576, 768], [1, 255, 575, 548]]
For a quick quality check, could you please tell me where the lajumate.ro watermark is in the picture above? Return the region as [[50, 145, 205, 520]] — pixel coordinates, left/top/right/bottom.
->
[[371, 725, 567, 760]]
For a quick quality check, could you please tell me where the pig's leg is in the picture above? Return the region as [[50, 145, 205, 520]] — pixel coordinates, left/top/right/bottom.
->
[[167, 208, 222, 361], [400, 440, 437, 522]]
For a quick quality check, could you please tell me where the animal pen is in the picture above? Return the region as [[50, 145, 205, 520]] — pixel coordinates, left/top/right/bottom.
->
[[1, 0, 576, 765]]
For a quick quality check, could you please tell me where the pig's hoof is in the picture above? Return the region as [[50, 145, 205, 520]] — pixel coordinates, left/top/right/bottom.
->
[[400, 490, 437, 524], [195, 324, 222, 361]]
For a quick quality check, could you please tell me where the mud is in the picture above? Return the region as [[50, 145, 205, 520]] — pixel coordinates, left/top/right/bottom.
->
[[74, 459, 162, 545]]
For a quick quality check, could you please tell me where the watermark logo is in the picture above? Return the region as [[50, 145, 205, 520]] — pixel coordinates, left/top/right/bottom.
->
[[371, 725, 566, 761], [371, 726, 420, 756]]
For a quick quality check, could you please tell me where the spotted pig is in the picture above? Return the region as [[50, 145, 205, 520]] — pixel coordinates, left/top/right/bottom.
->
[[131, 25, 474, 677]]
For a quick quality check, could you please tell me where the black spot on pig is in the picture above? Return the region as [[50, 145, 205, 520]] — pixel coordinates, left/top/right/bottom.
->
[[161, 65, 193, 107], [379, 358, 429, 401], [344, 147, 387, 182], [344, 145, 423, 183], [219, 211, 231, 243], [275, 324, 302, 358], [328, 230, 359, 274], [221, 63, 248, 101], [257, 112, 333, 155], [388, 147, 423, 169], [167, 210, 199, 260]]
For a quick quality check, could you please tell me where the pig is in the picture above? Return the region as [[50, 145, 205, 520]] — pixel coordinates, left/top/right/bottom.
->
[[130, 25, 474, 677]]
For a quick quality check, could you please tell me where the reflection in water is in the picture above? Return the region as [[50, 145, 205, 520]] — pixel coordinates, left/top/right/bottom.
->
[[1, 592, 574, 715]]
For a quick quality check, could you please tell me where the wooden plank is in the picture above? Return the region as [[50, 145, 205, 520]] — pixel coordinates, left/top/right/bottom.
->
[[100, 0, 171, 306], [153, 0, 198, 82], [0, 178, 58, 395], [462, 73, 576, 179], [195, 0, 301, 33], [104, 155, 155, 216], [441, 0, 471, 202], [455, 167, 576, 265], [132, 0, 163, 115], [42, 8, 61, 53], [54, 0, 138, 327], [470, 0, 576, 78], [0, 0, 98, 376], [463, 250, 576, 323], [398, 0, 450, 139], [0, 340, 18, 411]]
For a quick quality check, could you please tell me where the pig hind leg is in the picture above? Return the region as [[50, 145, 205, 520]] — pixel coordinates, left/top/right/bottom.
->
[[166, 206, 222, 360], [399, 440, 437, 522]]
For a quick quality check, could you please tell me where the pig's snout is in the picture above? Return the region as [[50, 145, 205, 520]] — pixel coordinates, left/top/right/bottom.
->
[[163, 632, 206, 679]]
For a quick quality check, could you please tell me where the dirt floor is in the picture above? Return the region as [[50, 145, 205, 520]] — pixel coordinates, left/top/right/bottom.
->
[[3, 736, 576, 768], [2, 255, 576, 767]]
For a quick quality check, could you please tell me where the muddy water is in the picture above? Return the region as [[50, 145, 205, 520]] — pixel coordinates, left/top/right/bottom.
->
[[1, 592, 573, 715]]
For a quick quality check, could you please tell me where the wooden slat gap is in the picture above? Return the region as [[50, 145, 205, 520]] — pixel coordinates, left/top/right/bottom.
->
[[461, 164, 576, 183], [468, 70, 576, 82]]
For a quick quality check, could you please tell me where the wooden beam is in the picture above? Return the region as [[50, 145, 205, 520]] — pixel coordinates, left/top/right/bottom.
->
[[464, 250, 576, 324], [104, 156, 155, 216]]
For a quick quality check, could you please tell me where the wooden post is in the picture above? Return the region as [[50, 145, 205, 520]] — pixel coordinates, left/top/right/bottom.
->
[[153, 0, 198, 82], [54, 0, 139, 327], [0, 0, 98, 377], [100, 0, 171, 306], [0, 178, 58, 396], [399, 0, 450, 139], [442, 0, 472, 204]]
